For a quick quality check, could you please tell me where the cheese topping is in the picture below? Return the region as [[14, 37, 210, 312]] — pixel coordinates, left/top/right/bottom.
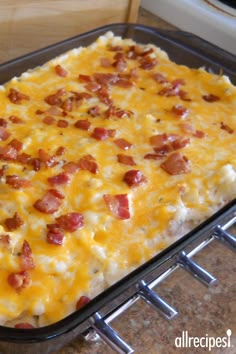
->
[[0, 31, 235, 327]]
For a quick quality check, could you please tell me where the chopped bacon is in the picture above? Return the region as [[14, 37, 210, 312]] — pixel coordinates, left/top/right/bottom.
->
[[100, 57, 112, 67], [144, 153, 166, 160], [38, 149, 56, 167], [78, 154, 98, 174], [46, 224, 64, 245], [139, 56, 158, 70], [9, 115, 24, 124], [6, 175, 32, 189], [8, 88, 30, 104], [45, 94, 62, 106], [55, 146, 66, 156], [55, 64, 68, 77], [152, 72, 168, 84], [45, 106, 63, 116], [97, 89, 113, 106], [57, 119, 69, 128], [117, 154, 136, 166], [48, 172, 70, 186], [171, 104, 189, 118], [88, 105, 100, 117], [0, 146, 18, 161], [20, 240, 35, 271], [202, 94, 220, 102], [8, 271, 31, 291], [113, 52, 124, 61], [113, 58, 127, 72], [140, 48, 154, 57], [8, 138, 23, 152], [109, 45, 123, 52], [150, 133, 189, 152], [193, 130, 205, 138], [74, 119, 91, 130], [123, 170, 147, 187], [0, 126, 11, 141], [63, 161, 80, 174], [93, 73, 119, 85], [76, 295, 91, 310], [103, 194, 130, 220], [0, 165, 7, 178], [172, 78, 186, 88], [114, 78, 133, 88], [61, 97, 73, 112], [78, 74, 93, 83], [14, 323, 35, 329], [91, 127, 108, 141], [158, 86, 178, 97], [85, 82, 101, 92], [171, 136, 190, 150], [0, 234, 11, 246], [114, 138, 133, 150], [220, 122, 234, 134], [107, 129, 117, 137], [17, 152, 31, 164], [0, 118, 7, 127], [56, 212, 84, 232], [34, 189, 64, 214], [179, 122, 195, 134], [161, 152, 191, 175], [4, 212, 24, 231], [29, 158, 41, 171]]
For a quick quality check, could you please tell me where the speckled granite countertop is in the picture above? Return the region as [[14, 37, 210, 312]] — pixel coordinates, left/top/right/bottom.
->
[[52, 9, 236, 354]]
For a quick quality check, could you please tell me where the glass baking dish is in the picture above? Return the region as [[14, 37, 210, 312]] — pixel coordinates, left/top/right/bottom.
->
[[0, 23, 235, 354]]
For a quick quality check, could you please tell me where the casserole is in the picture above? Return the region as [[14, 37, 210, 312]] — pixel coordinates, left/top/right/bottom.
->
[[0, 23, 235, 353]]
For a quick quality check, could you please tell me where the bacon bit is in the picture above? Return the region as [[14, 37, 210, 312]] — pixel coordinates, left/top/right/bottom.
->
[[78, 154, 98, 174], [20, 240, 35, 271], [109, 45, 123, 51], [100, 57, 112, 67], [61, 97, 73, 112], [202, 94, 220, 102], [0, 118, 7, 127], [171, 104, 189, 118], [0, 234, 11, 246], [85, 82, 101, 92], [8, 138, 23, 152], [55, 64, 68, 77], [94, 73, 119, 85], [171, 136, 190, 150], [114, 78, 133, 88], [220, 122, 234, 134], [144, 153, 166, 160], [45, 106, 64, 116], [35, 109, 44, 115], [115, 109, 133, 118], [57, 119, 69, 128], [152, 72, 168, 84], [117, 154, 136, 166], [47, 223, 64, 240], [78, 74, 93, 83], [45, 94, 62, 106], [161, 152, 191, 175], [55, 146, 66, 156], [63, 162, 80, 174], [150, 133, 189, 153], [193, 130, 206, 138], [113, 58, 127, 72], [38, 149, 56, 167], [56, 212, 84, 232], [17, 152, 31, 165], [48, 172, 70, 186], [0, 146, 18, 161], [91, 127, 108, 141], [141, 48, 154, 57], [0, 126, 11, 141], [4, 212, 24, 231], [107, 129, 117, 137], [74, 119, 91, 130], [0, 165, 7, 178], [6, 175, 32, 189], [139, 56, 158, 70], [114, 138, 133, 150], [14, 323, 35, 329], [179, 122, 195, 134], [103, 194, 130, 220], [8, 271, 31, 291], [123, 170, 147, 187], [97, 89, 113, 106], [172, 78, 186, 88], [29, 158, 41, 171], [179, 90, 191, 102], [76, 296, 91, 310], [113, 52, 124, 61], [158, 86, 177, 97], [46, 224, 64, 245], [88, 105, 100, 117], [34, 189, 64, 214], [8, 88, 30, 104]]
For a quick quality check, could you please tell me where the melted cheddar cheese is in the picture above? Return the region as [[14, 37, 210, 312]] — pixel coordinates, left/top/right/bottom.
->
[[0, 31, 235, 327]]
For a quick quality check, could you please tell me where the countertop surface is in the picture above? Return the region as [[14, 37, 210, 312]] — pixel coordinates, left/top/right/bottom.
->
[[54, 8, 236, 354], [2, 7, 236, 354]]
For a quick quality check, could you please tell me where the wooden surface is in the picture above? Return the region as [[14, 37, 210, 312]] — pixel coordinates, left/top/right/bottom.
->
[[0, 0, 140, 63]]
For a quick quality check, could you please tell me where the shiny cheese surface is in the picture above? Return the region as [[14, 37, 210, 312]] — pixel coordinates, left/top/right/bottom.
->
[[0, 32, 235, 327]]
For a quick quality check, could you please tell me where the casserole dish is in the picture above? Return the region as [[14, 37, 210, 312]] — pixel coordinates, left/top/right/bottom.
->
[[0, 23, 235, 353]]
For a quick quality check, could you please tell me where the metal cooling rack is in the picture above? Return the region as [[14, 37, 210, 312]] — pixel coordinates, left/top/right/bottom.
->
[[81, 201, 236, 354]]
